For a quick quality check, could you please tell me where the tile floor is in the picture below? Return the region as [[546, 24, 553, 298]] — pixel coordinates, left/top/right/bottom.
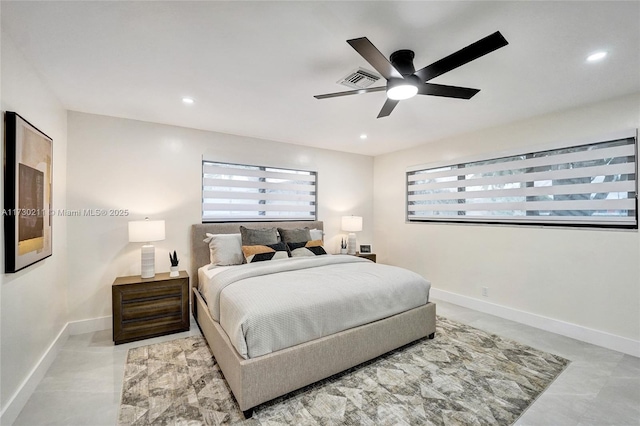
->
[[12, 300, 640, 425]]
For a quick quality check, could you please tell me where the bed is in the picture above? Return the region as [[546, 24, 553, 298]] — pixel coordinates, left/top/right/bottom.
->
[[190, 220, 436, 418]]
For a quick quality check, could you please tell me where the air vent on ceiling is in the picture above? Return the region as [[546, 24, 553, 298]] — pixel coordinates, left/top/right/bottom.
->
[[337, 67, 381, 89]]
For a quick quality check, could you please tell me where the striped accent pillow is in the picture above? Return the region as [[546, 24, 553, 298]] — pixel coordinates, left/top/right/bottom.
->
[[287, 239, 327, 257], [242, 242, 289, 263]]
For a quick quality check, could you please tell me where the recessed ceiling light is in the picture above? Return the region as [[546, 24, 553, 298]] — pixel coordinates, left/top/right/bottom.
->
[[360, 134, 368, 140], [182, 97, 194, 104], [586, 51, 607, 62]]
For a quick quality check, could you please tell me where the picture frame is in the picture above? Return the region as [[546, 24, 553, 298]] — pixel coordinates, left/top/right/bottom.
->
[[4, 112, 53, 273], [359, 244, 371, 253]]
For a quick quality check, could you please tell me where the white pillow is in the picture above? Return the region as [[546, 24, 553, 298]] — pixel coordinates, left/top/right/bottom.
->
[[309, 228, 323, 241], [203, 233, 243, 267]]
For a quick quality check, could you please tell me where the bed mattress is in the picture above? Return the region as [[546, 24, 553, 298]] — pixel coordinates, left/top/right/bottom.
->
[[198, 255, 430, 359]]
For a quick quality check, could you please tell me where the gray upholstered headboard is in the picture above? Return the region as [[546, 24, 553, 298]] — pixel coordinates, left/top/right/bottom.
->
[[190, 221, 324, 288]]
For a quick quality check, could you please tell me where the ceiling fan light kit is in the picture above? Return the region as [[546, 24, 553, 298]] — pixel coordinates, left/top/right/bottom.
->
[[387, 82, 418, 101], [314, 31, 509, 118], [387, 75, 420, 100]]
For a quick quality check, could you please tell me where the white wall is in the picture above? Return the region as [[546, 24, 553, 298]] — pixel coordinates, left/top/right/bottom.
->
[[374, 93, 640, 350], [0, 33, 68, 416], [66, 112, 374, 321]]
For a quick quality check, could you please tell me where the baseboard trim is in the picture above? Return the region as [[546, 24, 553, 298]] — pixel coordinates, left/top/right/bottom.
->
[[431, 288, 640, 358], [0, 324, 70, 426], [0, 316, 112, 426], [66, 315, 112, 335]]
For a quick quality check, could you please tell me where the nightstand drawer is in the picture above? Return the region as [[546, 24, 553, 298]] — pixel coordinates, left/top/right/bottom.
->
[[119, 281, 183, 301], [121, 297, 183, 320], [121, 313, 185, 333]]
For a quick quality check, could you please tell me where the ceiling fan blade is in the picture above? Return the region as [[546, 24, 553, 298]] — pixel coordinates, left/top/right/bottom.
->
[[377, 98, 399, 118], [417, 83, 480, 99], [314, 86, 386, 100], [347, 37, 403, 80], [414, 31, 508, 82]]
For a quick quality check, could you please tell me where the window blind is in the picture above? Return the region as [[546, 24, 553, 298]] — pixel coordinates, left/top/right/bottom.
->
[[407, 136, 637, 228], [202, 161, 317, 221]]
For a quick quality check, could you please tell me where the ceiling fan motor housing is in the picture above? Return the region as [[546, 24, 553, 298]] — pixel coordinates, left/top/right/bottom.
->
[[389, 50, 416, 76], [387, 75, 421, 90]]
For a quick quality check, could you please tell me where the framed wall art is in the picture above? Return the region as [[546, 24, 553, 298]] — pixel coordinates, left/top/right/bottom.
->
[[4, 112, 53, 272]]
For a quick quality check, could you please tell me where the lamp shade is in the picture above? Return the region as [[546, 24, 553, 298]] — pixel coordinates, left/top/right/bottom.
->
[[128, 219, 165, 243], [341, 216, 363, 232]]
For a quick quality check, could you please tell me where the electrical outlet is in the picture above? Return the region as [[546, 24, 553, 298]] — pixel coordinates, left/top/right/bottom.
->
[[482, 287, 489, 297]]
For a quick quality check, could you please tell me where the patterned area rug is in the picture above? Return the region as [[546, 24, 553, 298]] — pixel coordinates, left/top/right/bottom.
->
[[118, 317, 569, 425]]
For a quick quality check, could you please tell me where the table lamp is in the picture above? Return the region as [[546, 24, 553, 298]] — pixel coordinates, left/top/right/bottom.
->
[[128, 218, 165, 278], [341, 215, 363, 255]]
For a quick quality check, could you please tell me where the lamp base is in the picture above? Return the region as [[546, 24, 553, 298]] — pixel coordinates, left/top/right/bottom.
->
[[347, 233, 357, 255], [141, 244, 156, 279]]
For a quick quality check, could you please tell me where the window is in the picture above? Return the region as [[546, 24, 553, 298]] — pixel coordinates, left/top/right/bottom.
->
[[407, 134, 637, 228], [202, 161, 317, 222]]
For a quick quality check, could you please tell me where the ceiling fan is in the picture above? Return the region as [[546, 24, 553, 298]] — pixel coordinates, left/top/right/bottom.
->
[[314, 31, 508, 118]]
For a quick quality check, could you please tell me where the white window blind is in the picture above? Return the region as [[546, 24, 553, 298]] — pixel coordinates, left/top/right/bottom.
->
[[202, 161, 317, 221], [407, 135, 637, 228]]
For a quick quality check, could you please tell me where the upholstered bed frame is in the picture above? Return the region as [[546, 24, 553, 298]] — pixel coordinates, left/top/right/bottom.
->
[[190, 221, 436, 418]]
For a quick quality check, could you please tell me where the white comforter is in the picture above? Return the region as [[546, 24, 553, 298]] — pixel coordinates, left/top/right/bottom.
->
[[199, 255, 430, 359]]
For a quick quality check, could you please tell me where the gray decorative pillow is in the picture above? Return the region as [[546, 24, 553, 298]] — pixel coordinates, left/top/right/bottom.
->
[[277, 227, 311, 244], [203, 233, 243, 267], [240, 226, 278, 246]]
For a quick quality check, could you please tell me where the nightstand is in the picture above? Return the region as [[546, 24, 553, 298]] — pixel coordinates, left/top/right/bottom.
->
[[112, 271, 190, 345], [355, 252, 376, 262]]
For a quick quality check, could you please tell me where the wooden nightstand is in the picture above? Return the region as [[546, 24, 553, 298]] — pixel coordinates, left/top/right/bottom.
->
[[355, 252, 376, 262], [112, 271, 190, 345]]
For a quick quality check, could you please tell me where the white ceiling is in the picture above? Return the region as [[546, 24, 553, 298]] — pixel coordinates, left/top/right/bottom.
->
[[2, 1, 639, 156]]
